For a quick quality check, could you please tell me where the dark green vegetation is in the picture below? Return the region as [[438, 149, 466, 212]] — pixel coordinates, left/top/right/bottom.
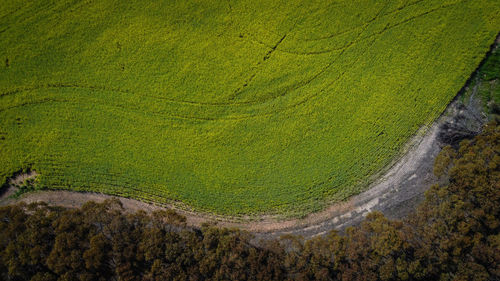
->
[[477, 46, 500, 110], [1, 0, 499, 216], [10, 177, 36, 198], [460, 41, 500, 114], [1, 121, 499, 281]]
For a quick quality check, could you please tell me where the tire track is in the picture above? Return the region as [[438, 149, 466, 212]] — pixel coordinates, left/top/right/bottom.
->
[[228, 34, 287, 100], [0, 98, 69, 113], [0, 0, 466, 122], [0, 9, 375, 122], [227, 3, 386, 114], [0, 83, 295, 108], [0, 28, 379, 123], [245, 0, 389, 55], [0, 92, 277, 122], [295, 0, 427, 42], [236, 0, 460, 118], [248, 0, 464, 56], [358, 0, 466, 42], [254, 5, 386, 114]]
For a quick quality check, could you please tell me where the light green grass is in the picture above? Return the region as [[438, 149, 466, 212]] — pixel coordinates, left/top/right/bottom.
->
[[1, 0, 499, 216]]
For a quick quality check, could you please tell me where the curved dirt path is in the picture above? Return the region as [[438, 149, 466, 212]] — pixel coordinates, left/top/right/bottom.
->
[[0, 97, 465, 240]]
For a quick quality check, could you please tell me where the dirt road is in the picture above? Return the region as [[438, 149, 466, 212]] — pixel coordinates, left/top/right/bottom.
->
[[0, 97, 482, 240]]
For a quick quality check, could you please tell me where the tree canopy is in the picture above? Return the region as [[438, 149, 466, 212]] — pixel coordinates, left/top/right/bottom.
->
[[0, 122, 499, 280]]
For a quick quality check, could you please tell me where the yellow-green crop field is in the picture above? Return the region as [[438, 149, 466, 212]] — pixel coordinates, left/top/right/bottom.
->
[[0, 0, 499, 216]]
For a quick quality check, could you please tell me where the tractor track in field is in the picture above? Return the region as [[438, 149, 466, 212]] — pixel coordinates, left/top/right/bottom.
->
[[0, 0, 465, 118], [0, 35, 371, 122], [294, 0, 426, 42], [0, 9, 376, 122], [248, 0, 463, 55]]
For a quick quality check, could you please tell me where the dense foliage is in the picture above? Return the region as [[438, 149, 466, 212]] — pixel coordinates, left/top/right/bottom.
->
[[0, 121, 498, 280], [1, 0, 499, 216]]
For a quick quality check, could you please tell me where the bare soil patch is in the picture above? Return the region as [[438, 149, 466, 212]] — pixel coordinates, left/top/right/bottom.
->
[[0, 171, 38, 204]]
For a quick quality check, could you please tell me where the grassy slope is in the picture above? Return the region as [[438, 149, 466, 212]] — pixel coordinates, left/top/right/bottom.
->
[[0, 0, 499, 216]]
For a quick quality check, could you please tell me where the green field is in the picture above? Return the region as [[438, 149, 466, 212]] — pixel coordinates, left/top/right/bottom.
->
[[1, 0, 499, 216]]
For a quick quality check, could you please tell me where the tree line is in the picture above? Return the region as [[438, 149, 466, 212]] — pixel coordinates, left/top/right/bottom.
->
[[0, 121, 499, 281]]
